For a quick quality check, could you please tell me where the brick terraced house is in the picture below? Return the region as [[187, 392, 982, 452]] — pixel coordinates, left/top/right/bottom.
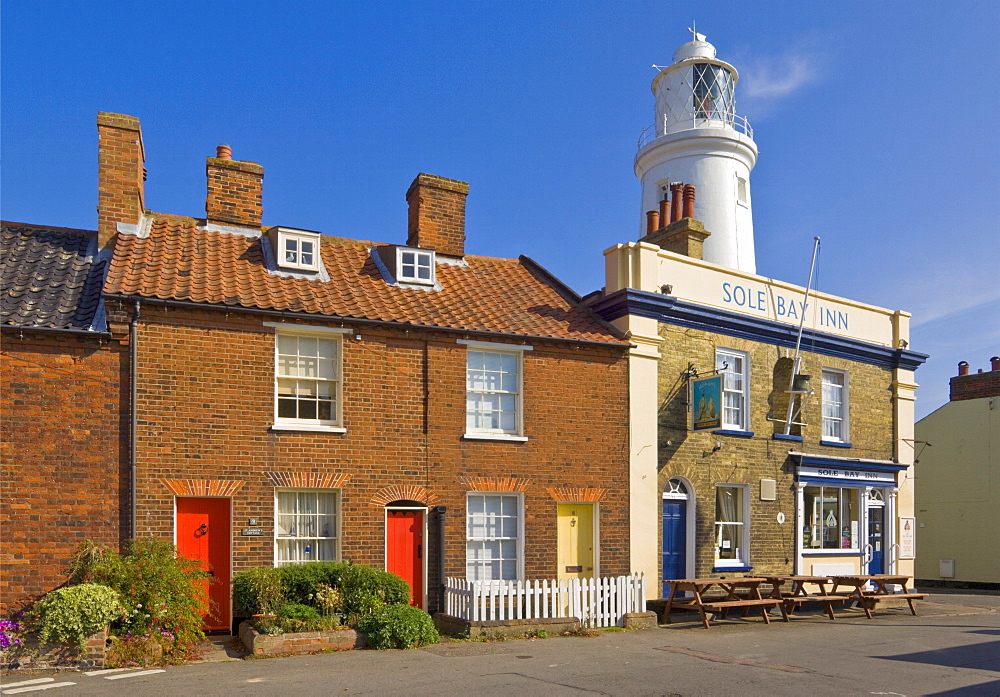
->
[[0, 222, 128, 613], [2, 113, 633, 628]]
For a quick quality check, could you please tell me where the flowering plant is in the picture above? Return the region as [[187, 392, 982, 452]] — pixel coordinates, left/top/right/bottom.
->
[[0, 619, 22, 649]]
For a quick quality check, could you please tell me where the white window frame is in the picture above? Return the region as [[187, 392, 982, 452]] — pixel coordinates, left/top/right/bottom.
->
[[274, 488, 340, 566], [277, 229, 320, 271], [716, 348, 749, 431], [714, 484, 750, 568], [465, 492, 524, 582], [397, 248, 435, 285], [459, 339, 530, 442], [821, 369, 849, 443], [267, 323, 349, 433]]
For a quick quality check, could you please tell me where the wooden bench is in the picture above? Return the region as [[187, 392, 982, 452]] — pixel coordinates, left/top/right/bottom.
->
[[701, 598, 787, 624], [861, 592, 929, 616], [782, 594, 852, 620]]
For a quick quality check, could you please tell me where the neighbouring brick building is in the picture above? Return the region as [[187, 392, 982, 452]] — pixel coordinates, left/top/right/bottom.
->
[[1, 113, 633, 628], [586, 33, 928, 596], [0, 222, 128, 613], [914, 358, 1000, 589]]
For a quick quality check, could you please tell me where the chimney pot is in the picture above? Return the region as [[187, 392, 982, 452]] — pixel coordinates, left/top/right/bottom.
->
[[216, 144, 233, 160], [646, 210, 660, 235], [658, 199, 670, 227], [682, 184, 696, 219], [958, 361, 970, 376], [670, 183, 684, 223]]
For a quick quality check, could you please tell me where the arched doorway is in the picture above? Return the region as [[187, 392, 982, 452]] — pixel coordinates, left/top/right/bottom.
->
[[662, 478, 693, 596]]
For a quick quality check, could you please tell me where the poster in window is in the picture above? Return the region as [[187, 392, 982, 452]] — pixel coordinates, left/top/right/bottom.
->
[[898, 517, 915, 559], [692, 375, 722, 430]]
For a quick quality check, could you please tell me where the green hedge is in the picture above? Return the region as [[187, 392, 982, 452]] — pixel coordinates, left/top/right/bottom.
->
[[358, 604, 440, 649]]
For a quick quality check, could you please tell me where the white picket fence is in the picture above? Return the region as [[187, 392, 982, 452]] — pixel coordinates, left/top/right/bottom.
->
[[444, 573, 646, 628]]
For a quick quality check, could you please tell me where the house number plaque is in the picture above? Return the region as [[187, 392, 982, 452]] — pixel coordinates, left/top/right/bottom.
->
[[241, 528, 264, 536]]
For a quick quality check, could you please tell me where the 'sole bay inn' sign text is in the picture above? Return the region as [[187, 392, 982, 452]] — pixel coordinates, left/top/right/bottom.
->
[[799, 465, 895, 485], [722, 282, 850, 331]]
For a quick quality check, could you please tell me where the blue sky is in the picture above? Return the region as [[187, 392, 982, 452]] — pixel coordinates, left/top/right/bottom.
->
[[3, 0, 998, 418]]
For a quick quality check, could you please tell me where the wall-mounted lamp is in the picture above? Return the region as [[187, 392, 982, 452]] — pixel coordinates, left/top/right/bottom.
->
[[713, 441, 723, 452], [354, 333, 362, 341], [661, 284, 673, 295]]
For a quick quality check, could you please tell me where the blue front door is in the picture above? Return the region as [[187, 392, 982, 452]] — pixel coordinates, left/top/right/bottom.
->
[[662, 499, 686, 596], [868, 507, 884, 574]]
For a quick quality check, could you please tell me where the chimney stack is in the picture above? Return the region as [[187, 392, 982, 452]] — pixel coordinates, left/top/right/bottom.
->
[[406, 173, 469, 257], [949, 358, 1000, 401], [206, 146, 263, 228], [97, 112, 145, 248]]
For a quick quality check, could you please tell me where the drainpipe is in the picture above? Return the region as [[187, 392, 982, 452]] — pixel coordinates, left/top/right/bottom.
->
[[129, 298, 141, 540], [436, 505, 447, 614]]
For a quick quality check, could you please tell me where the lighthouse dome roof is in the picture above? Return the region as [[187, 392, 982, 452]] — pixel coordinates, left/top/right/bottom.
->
[[672, 39, 716, 63]]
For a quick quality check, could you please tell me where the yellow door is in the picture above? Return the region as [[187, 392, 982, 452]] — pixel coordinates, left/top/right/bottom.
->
[[557, 504, 595, 580]]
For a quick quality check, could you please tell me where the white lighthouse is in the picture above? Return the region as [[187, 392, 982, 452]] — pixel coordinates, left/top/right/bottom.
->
[[636, 30, 758, 273]]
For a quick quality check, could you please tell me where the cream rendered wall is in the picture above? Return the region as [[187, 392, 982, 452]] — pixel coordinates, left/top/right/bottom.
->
[[915, 397, 999, 584], [605, 242, 662, 598]]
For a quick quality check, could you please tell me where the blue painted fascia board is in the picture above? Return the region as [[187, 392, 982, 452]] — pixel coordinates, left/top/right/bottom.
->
[[590, 289, 928, 372]]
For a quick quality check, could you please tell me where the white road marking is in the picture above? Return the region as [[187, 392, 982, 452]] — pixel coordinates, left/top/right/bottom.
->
[[0, 680, 55, 689], [103, 669, 165, 680], [83, 668, 140, 676], [2, 684, 75, 695]]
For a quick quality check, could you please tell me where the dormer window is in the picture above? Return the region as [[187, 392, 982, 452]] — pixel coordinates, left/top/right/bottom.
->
[[269, 227, 321, 272], [398, 249, 434, 284], [374, 245, 436, 287]]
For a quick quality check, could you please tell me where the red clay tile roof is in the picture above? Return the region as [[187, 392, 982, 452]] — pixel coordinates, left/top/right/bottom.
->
[[104, 217, 625, 344]]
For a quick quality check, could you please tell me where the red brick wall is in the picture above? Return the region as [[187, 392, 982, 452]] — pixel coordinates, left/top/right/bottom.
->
[[122, 303, 629, 613], [0, 331, 128, 613]]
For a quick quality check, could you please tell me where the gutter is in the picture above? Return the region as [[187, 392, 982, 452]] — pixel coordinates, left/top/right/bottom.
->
[[129, 298, 141, 540], [101, 294, 631, 350], [0, 324, 113, 338]]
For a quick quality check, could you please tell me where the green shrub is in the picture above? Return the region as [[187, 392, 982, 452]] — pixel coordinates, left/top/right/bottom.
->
[[30, 584, 121, 648], [338, 564, 410, 624], [359, 604, 440, 649], [276, 562, 348, 605], [232, 567, 283, 616], [281, 602, 320, 621], [68, 538, 208, 656]]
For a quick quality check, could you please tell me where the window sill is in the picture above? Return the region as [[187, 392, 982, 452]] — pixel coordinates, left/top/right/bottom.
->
[[772, 433, 803, 442], [820, 440, 853, 449], [270, 424, 346, 434], [463, 433, 529, 443], [712, 565, 753, 573], [712, 429, 754, 438], [802, 550, 860, 556]]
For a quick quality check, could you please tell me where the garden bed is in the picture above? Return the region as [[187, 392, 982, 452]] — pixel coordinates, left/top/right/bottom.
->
[[239, 622, 364, 656]]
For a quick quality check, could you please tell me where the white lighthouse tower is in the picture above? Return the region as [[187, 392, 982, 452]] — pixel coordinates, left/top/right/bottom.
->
[[636, 30, 758, 273]]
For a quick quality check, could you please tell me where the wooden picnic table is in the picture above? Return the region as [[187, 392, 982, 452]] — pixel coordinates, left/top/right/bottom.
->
[[660, 577, 789, 629], [763, 575, 852, 620], [829, 574, 928, 619]]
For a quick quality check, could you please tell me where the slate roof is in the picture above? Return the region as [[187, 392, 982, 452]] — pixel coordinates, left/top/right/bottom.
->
[[1, 222, 107, 331], [104, 217, 625, 344]]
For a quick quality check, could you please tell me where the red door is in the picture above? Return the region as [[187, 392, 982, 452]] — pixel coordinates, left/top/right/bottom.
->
[[176, 497, 231, 632], [386, 510, 424, 608]]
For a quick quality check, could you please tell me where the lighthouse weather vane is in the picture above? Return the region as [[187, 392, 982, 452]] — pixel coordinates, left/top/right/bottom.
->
[[688, 22, 706, 42]]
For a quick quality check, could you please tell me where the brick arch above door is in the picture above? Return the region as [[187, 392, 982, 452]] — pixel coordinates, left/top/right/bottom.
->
[[266, 472, 351, 489], [161, 479, 245, 497], [370, 485, 440, 507]]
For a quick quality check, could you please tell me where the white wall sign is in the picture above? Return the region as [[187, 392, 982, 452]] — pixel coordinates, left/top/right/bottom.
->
[[899, 517, 916, 559], [799, 465, 896, 485]]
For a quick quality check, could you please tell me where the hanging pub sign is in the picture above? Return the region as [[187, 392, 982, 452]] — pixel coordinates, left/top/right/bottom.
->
[[691, 374, 722, 430]]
